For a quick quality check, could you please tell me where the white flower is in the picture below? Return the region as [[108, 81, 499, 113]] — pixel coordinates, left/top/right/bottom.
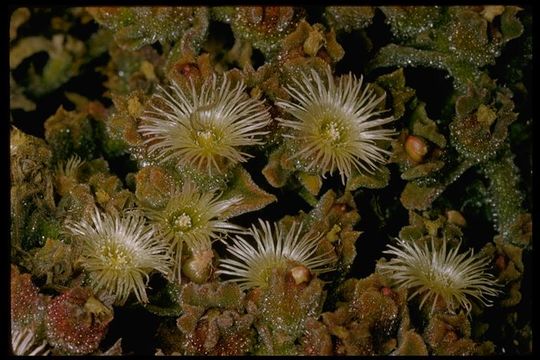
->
[[55, 154, 83, 179], [138, 74, 271, 175], [145, 181, 243, 282], [217, 219, 335, 291], [276, 66, 395, 184], [378, 237, 501, 314], [11, 328, 49, 356], [66, 208, 171, 305]]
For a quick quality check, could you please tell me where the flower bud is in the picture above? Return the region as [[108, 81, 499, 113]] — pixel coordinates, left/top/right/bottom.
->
[[405, 135, 429, 163]]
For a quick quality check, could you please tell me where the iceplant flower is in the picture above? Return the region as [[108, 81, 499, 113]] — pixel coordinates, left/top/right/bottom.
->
[[378, 237, 501, 314], [11, 328, 49, 356], [66, 207, 171, 305], [217, 219, 336, 291], [145, 181, 244, 282], [276, 66, 396, 184], [55, 154, 83, 179], [138, 74, 271, 175]]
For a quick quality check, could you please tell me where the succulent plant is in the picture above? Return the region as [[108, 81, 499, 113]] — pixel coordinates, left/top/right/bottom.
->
[[10, 5, 531, 355]]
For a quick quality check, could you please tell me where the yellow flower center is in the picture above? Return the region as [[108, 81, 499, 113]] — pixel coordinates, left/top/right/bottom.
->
[[171, 209, 198, 235], [101, 243, 131, 270], [325, 122, 341, 141], [320, 119, 345, 145], [196, 129, 218, 150], [190, 104, 224, 152], [174, 212, 192, 229]]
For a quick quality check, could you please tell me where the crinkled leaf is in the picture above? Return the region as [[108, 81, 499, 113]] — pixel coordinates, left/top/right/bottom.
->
[[369, 44, 480, 92], [298, 172, 322, 196], [450, 78, 517, 162], [324, 6, 375, 32], [226, 7, 298, 58], [262, 146, 293, 188], [346, 166, 390, 191], [380, 6, 441, 42], [10, 74, 35, 112], [400, 182, 444, 211], [10, 36, 52, 69], [44, 106, 97, 163], [10, 127, 55, 250], [87, 7, 209, 51], [135, 165, 177, 209], [409, 102, 446, 148], [220, 166, 277, 218], [374, 68, 415, 121], [500, 7, 524, 42], [372, 7, 525, 92], [10, 7, 31, 41], [401, 161, 445, 181], [180, 282, 244, 311], [145, 282, 183, 317]]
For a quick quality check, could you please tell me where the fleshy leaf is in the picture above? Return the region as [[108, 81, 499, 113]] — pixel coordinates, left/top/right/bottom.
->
[[145, 282, 183, 317], [401, 161, 445, 181], [134, 165, 177, 209], [324, 6, 375, 32], [262, 146, 294, 188], [44, 106, 97, 164], [375, 68, 415, 121], [298, 172, 322, 196], [220, 166, 277, 218], [346, 166, 390, 191], [10, 7, 31, 41], [87, 7, 209, 51], [409, 102, 446, 148], [400, 182, 444, 211]]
